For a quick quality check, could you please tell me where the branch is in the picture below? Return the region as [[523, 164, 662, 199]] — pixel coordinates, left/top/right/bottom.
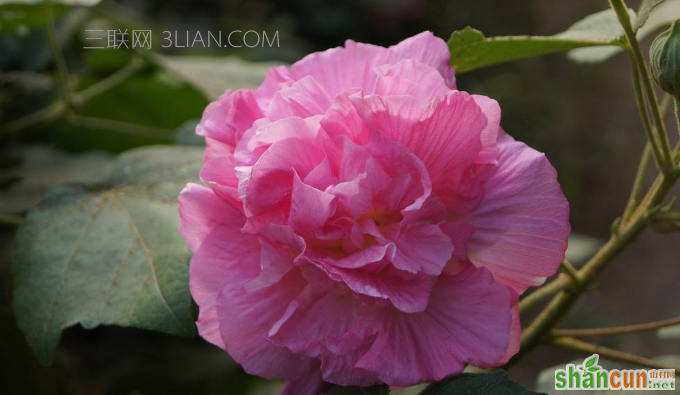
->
[[0, 58, 145, 136], [44, 1, 73, 108], [549, 336, 677, 370], [0, 213, 24, 226], [65, 114, 172, 139], [553, 316, 680, 338], [611, 0, 674, 171]]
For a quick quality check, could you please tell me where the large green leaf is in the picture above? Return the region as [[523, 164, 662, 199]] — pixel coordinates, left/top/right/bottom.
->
[[324, 385, 389, 395], [448, 9, 629, 73], [12, 146, 203, 365], [420, 371, 544, 395]]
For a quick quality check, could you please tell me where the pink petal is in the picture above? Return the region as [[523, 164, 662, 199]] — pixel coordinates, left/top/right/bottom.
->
[[270, 290, 380, 386], [472, 95, 501, 164], [374, 59, 450, 103], [391, 223, 453, 275], [178, 184, 245, 252], [388, 31, 455, 88], [466, 133, 570, 294], [241, 137, 325, 220], [268, 76, 333, 120], [216, 262, 312, 379], [290, 40, 389, 99], [199, 155, 240, 203], [279, 364, 331, 395], [290, 173, 337, 237], [355, 266, 512, 386], [197, 89, 264, 151], [190, 225, 259, 348]]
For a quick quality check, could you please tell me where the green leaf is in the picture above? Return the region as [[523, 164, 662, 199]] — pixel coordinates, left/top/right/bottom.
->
[[658, 323, 680, 339], [588, 367, 599, 372], [152, 54, 276, 100], [448, 9, 629, 73], [584, 355, 598, 368], [419, 370, 544, 395], [570, 1, 680, 63], [324, 385, 389, 395], [635, 0, 667, 31], [12, 146, 203, 365], [566, 233, 604, 265], [0, 145, 111, 213]]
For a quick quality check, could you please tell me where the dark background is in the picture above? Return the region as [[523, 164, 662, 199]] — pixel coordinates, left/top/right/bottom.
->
[[1, 0, 679, 394]]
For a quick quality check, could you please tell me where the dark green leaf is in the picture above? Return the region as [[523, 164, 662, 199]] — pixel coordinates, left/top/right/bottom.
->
[[325, 385, 389, 395], [12, 146, 203, 365], [448, 9, 628, 73], [420, 370, 545, 395]]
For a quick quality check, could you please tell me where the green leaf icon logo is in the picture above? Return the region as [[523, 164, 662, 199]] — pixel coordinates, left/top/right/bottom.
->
[[584, 354, 600, 370]]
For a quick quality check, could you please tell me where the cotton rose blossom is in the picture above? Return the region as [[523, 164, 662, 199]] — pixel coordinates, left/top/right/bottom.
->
[[179, 32, 570, 394]]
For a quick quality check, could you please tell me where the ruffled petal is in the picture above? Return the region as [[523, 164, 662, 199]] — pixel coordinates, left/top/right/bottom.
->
[[374, 59, 450, 103], [354, 266, 512, 387], [178, 183, 245, 252], [216, 262, 312, 379], [290, 40, 389, 99], [465, 133, 570, 294], [190, 225, 259, 348], [268, 76, 333, 120], [388, 31, 455, 88], [197, 89, 264, 151]]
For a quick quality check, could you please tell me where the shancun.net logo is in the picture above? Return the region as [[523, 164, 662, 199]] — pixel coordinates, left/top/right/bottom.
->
[[555, 354, 675, 390]]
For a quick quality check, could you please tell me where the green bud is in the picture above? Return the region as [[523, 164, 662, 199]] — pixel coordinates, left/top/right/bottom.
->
[[651, 20, 680, 98]]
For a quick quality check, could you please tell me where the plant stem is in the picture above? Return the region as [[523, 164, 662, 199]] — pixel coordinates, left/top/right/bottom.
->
[[0, 213, 24, 226], [623, 143, 652, 223], [675, 97, 680, 143], [549, 337, 677, 370], [44, 1, 73, 108], [75, 56, 145, 105], [560, 260, 580, 286], [610, 0, 674, 171], [65, 114, 172, 139], [630, 59, 664, 171], [0, 58, 145, 136], [519, 274, 570, 313], [553, 316, 680, 338]]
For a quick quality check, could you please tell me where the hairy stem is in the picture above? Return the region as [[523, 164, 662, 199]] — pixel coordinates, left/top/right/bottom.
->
[[549, 337, 676, 370], [44, 1, 73, 108], [0, 58, 145, 136], [553, 316, 680, 338], [610, 0, 674, 170]]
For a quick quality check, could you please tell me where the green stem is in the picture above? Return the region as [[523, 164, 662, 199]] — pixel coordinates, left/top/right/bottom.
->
[[675, 97, 680, 146], [0, 58, 145, 136], [623, 143, 652, 222], [630, 59, 664, 170], [549, 337, 676, 370], [44, 1, 73, 108], [553, 315, 680, 337], [610, 0, 674, 171], [65, 114, 172, 139]]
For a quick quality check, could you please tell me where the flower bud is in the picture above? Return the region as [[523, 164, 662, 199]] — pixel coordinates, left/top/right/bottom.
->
[[651, 20, 680, 98]]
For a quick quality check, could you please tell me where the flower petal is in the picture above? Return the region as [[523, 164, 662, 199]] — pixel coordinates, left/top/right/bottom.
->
[[216, 262, 312, 379], [178, 184, 244, 252], [355, 266, 512, 386], [466, 133, 570, 294]]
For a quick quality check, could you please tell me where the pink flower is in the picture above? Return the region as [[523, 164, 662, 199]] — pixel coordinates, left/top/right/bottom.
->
[[179, 32, 570, 394]]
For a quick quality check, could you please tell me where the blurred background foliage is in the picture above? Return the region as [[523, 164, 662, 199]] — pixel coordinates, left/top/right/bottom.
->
[[1, 0, 679, 394]]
